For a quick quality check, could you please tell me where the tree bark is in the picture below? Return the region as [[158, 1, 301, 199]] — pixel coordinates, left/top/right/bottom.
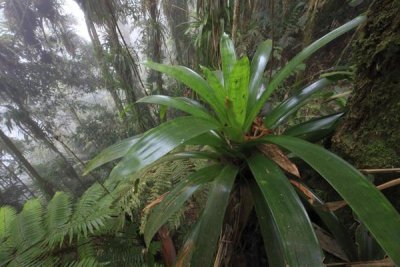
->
[[84, 13, 126, 117], [147, 0, 164, 95], [0, 129, 55, 197], [78, 0, 156, 133], [332, 0, 400, 169], [231, 0, 240, 44], [13, 106, 83, 185], [162, 0, 193, 67]]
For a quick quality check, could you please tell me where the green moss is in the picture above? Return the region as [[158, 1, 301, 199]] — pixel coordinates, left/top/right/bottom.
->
[[359, 140, 398, 168], [333, 0, 400, 168]]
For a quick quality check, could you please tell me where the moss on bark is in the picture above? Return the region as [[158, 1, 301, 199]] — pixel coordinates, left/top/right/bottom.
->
[[333, 0, 400, 169]]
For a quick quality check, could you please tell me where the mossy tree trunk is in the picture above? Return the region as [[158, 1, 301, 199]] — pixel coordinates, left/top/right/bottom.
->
[[332, 0, 400, 169]]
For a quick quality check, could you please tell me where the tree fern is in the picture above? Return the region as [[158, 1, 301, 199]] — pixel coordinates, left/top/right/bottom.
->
[[46, 192, 73, 247], [111, 158, 199, 234], [0, 188, 143, 266], [64, 257, 100, 267], [10, 199, 45, 250], [0, 207, 16, 239], [68, 184, 115, 241], [0, 151, 203, 266]]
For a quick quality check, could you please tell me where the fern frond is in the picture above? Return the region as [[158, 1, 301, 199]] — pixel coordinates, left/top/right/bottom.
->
[[96, 234, 145, 267], [0, 207, 16, 240], [45, 192, 73, 247], [64, 257, 100, 267], [69, 184, 115, 241], [0, 242, 14, 266], [10, 199, 45, 250], [77, 238, 96, 259], [7, 242, 51, 267]]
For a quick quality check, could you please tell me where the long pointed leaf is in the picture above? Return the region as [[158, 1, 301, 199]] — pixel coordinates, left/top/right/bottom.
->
[[201, 67, 226, 108], [0, 207, 16, 239], [84, 135, 141, 175], [284, 112, 344, 142], [264, 78, 332, 129], [220, 33, 237, 88], [264, 135, 400, 265], [248, 40, 273, 110], [184, 131, 224, 148], [245, 16, 366, 130], [249, 181, 286, 267], [154, 151, 220, 164], [293, 181, 357, 260], [144, 164, 224, 246], [143, 62, 226, 121], [190, 165, 238, 267], [137, 95, 217, 122], [247, 153, 323, 266], [227, 57, 250, 128], [109, 116, 219, 179]]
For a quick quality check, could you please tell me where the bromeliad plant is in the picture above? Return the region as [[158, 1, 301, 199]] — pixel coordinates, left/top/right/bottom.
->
[[85, 16, 400, 266]]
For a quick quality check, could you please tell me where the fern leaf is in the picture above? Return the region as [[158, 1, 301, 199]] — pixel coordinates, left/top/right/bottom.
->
[[45, 192, 73, 247], [10, 199, 45, 249], [64, 257, 100, 267], [0, 207, 16, 240]]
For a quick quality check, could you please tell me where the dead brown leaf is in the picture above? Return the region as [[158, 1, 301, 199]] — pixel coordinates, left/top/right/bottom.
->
[[143, 192, 168, 213], [290, 179, 317, 205], [313, 223, 349, 262], [258, 144, 300, 177]]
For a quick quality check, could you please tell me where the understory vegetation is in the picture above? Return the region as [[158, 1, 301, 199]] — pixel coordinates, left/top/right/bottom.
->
[[0, 0, 399, 266]]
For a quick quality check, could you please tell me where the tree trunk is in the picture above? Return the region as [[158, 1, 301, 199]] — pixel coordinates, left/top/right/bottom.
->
[[332, 0, 400, 211], [162, 0, 193, 67], [0, 161, 36, 198], [0, 129, 55, 197], [14, 106, 83, 185], [146, 0, 165, 95], [84, 13, 126, 117], [231, 0, 240, 44], [332, 0, 400, 169], [78, 0, 156, 133]]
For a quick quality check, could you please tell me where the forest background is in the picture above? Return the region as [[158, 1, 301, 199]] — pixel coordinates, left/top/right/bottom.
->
[[0, 0, 399, 266]]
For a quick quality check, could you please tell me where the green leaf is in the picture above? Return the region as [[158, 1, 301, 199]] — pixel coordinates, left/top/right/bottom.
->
[[45, 192, 73, 247], [284, 112, 344, 142], [227, 57, 250, 128], [11, 199, 45, 249], [249, 181, 286, 267], [0, 206, 16, 239], [264, 78, 332, 129], [65, 257, 99, 267], [144, 164, 224, 246], [355, 223, 385, 261], [220, 33, 237, 88], [110, 116, 220, 179], [143, 61, 226, 122], [190, 165, 238, 267], [184, 131, 224, 148], [154, 151, 220, 164], [84, 135, 141, 175], [247, 153, 323, 266], [264, 135, 400, 265], [294, 181, 357, 260], [248, 40, 273, 110], [137, 95, 217, 122], [320, 70, 354, 81], [245, 15, 366, 130], [69, 184, 113, 241], [201, 66, 226, 109]]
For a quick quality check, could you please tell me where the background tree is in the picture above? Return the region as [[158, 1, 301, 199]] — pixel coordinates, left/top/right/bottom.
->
[[333, 0, 400, 209]]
